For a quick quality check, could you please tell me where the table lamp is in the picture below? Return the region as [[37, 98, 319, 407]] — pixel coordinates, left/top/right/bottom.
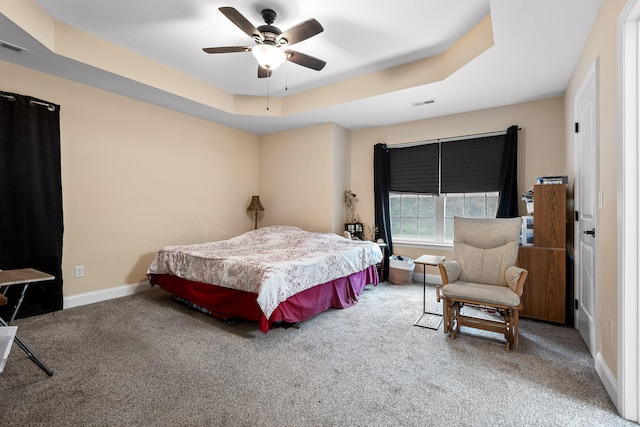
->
[[247, 196, 265, 229]]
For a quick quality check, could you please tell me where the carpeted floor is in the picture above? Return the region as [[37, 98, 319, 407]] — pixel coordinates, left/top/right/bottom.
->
[[0, 281, 635, 426]]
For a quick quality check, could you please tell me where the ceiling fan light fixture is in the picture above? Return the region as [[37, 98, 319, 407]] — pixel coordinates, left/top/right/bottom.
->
[[252, 44, 286, 70]]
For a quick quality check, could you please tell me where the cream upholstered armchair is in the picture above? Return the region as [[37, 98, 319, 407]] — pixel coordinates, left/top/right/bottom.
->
[[436, 216, 528, 351]]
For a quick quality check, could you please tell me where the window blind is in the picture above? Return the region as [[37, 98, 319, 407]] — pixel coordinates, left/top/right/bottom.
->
[[388, 132, 509, 195], [440, 135, 505, 193], [388, 143, 439, 194]]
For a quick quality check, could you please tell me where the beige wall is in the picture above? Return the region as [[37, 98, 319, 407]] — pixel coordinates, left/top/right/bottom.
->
[[0, 60, 259, 297], [564, 0, 625, 376], [258, 123, 350, 234], [350, 97, 566, 269]]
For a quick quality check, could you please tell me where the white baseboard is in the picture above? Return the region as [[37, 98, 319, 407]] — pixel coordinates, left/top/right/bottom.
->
[[63, 280, 153, 309], [595, 351, 618, 408]]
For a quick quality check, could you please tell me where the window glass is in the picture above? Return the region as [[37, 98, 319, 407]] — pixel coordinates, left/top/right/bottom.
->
[[391, 192, 498, 243], [418, 196, 436, 240], [418, 217, 436, 240]]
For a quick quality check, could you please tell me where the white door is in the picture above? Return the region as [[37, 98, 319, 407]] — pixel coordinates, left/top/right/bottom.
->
[[575, 60, 598, 356]]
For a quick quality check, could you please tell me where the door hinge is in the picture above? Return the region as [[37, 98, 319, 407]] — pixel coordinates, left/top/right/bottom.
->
[[575, 122, 579, 133], [574, 299, 579, 310], [574, 211, 579, 221]]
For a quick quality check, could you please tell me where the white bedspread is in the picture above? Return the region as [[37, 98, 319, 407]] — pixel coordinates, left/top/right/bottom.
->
[[147, 225, 383, 318]]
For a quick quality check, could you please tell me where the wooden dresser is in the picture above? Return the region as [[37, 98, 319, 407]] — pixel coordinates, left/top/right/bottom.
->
[[518, 184, 567, 324]]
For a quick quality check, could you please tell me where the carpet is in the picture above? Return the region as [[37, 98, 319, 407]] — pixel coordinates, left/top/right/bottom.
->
[[0, 281, 634, 426]]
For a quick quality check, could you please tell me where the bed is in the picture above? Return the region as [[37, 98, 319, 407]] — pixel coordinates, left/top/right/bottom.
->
[[146, 225, 383, 332]]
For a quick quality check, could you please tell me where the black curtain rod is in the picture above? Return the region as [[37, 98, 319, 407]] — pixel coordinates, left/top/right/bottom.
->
[[1, 92, 56, 111], [446, 127, 521, 141], [388, 127, 521, 149]]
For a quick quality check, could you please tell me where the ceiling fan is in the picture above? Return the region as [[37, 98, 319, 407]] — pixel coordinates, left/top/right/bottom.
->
[[203, 7, 326, 78]]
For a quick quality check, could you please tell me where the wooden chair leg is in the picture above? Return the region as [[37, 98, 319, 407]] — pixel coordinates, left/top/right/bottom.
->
[[505, 309, 513, 352], [450, 301, 460, 339], [501, 308, 520, 352], [513, 309, 520, 351], [442, 297, 452, 334]]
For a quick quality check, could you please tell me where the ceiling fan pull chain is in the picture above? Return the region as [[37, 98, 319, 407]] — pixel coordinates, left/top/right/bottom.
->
[[266, 80, 270, 111], [285, 62, 288, 91]]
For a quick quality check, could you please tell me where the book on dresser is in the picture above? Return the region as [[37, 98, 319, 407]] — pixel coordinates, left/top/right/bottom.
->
[[517, 183, 568, 324]]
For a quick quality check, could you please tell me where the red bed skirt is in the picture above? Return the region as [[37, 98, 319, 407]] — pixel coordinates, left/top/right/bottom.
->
[[147, 265, 378, 333]]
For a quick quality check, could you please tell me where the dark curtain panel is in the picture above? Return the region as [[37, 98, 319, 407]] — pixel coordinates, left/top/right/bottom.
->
[[496, 125, 519, 217], [389, 143, 439, 194], [373, 143, 392, 277], [0, 92, 64, 318]]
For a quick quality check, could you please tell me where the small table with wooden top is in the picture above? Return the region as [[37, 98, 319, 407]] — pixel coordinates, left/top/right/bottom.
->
[[0, 268, 55, 376], [413, 254, 446, 330]]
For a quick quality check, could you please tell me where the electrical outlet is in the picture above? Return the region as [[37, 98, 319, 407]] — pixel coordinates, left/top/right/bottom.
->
[[608, 319, 614, 342], [74, 265, 85, 278]]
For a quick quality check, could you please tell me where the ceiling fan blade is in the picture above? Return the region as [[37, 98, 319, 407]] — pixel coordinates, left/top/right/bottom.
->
[[258, 66, 272, 78], [285, 50, 326, 71], [278, 19, 323, 46], [203, 46, 252, 54], [219, 7, 264, 42]]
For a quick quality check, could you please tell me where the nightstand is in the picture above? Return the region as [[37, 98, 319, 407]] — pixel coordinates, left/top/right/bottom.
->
[[376, 242, 388, 281]]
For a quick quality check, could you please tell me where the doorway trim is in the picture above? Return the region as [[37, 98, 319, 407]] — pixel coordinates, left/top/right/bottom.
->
[[617, 0, 640, 421]]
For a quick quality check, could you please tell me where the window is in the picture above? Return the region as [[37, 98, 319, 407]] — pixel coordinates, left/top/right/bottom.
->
[[375, 127, 517, 248], [386, 131, 512, 244], [390, 192, 499, 243]]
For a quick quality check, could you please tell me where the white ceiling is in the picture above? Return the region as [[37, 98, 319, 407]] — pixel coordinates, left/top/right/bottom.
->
[[0, 0, 602, 135]]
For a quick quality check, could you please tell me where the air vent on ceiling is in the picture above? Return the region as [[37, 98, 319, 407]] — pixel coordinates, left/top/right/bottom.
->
[[411, 99, 436, 107], [0, 40, 27, 53]]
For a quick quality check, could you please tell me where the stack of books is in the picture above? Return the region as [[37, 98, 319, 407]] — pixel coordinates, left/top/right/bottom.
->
[[536, 175, 568, 184]]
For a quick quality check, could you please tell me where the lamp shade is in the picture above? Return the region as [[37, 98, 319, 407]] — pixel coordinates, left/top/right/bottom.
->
[[247, 196, 265, 212], [252, 44, 287, 70]]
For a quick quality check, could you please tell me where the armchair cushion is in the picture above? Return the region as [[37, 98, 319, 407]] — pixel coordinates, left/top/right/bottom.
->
[[442, 281, 521, 307]]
